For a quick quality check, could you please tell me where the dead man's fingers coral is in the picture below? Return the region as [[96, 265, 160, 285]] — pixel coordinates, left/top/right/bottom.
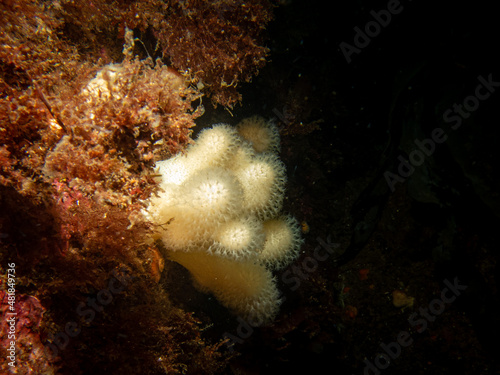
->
[[148, 121, 301, 323]]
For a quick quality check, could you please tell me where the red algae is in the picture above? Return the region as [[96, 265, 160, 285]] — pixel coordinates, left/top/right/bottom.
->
[[49, 0, 273, 108], [0, 290, 57, 374], [131, 0, 274, 108], [0, 0, 272, 373]]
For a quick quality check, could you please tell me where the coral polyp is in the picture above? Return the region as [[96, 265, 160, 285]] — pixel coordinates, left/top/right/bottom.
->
[[209, 217, 266, 260], [237, 115, 281, 153]]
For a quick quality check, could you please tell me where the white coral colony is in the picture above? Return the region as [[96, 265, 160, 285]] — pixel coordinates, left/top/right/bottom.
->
[[147, 117, 302, 324]]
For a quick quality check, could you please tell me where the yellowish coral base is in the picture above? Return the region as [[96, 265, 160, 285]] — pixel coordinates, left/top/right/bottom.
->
[[169, 250, 280, 324]]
